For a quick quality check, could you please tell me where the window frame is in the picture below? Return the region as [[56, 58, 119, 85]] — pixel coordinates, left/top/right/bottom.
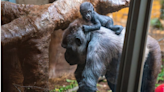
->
[[116, 0, 153, 92]]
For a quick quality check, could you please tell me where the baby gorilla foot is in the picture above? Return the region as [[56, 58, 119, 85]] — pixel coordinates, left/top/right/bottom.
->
[[115, 26, 123, 35]]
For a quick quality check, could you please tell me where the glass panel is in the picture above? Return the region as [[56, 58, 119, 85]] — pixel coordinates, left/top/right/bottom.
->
[[147, 0, 164, 90]]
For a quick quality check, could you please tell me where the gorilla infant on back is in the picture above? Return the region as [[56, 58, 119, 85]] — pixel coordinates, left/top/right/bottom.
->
[[61, 18, 161, 92]]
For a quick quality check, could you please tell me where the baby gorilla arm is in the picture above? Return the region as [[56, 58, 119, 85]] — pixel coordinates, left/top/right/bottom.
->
[[105, 18, 123, 35], [83, 15, 101, 32]]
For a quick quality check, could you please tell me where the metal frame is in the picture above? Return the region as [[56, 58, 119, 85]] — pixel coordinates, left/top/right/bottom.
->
[[116, 0, 153, 92]]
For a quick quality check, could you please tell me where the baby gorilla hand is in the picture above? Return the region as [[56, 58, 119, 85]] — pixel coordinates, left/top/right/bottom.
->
[[115, 25, 123, 35], [82, 25, 89, 33]]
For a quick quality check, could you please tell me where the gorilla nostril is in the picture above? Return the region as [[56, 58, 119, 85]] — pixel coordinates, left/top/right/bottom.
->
[[86, 16, 89, 19]]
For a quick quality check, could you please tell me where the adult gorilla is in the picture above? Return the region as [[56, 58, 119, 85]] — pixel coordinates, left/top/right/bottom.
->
[[61, 18, 161, 92]]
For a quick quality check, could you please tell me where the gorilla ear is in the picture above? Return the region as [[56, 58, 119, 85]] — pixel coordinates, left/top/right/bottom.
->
[[75, 37, 82, 46]]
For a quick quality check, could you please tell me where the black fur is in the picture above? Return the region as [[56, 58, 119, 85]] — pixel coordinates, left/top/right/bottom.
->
[[141, 52, 155, 92], [61, 19, 161, 92], [80, 2, 123, 35]]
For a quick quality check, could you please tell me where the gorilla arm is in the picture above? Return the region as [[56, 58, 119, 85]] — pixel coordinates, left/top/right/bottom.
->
[[77, 39, 106, 92]]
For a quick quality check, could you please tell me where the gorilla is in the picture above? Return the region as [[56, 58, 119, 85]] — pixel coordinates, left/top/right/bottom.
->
[[61, 18, 161, 92], [80, 2, 123, 35]]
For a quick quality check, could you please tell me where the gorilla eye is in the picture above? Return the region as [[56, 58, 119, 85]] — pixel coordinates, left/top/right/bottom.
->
[[88, 10, 91, 13], [75, 37, 82, 46]]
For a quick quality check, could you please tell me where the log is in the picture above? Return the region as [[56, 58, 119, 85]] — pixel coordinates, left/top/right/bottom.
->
[[1, 1, 37, 25], [1, 0, 130, 50]]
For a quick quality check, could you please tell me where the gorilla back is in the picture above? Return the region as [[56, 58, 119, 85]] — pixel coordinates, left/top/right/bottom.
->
[[61, 18, 161, 92]]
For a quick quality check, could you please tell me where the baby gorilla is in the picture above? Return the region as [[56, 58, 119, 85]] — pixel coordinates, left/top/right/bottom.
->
[[80, 2, 123, 35]]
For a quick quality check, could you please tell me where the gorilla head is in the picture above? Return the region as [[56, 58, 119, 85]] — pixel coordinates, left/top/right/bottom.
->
[[61, 19, 92, 65], [80, 2, 94, 21]]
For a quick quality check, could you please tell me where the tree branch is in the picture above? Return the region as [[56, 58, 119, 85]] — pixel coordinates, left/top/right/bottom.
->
[[1, 1, 39, 25], [1, 0, 130, 50]]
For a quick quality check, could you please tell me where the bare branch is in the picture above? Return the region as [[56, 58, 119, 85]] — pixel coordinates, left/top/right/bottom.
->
[[13, 83, 49, 91]]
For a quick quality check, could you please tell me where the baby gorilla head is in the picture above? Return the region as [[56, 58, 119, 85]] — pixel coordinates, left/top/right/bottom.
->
[[80, 2, 94, 21]]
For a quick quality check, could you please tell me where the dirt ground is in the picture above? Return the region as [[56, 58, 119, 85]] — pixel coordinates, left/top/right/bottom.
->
[[49, 75, 111, 92]]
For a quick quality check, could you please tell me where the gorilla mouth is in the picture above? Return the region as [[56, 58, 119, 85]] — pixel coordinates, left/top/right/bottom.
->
[[65, 50, 78, 65], [86, 17, 91, 21]]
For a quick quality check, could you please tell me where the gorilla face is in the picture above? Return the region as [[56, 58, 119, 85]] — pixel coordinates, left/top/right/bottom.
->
[[61, 19, 91, 65], [64, 48, 85, 65], [80, 2, 94, 21], [81, 9, 93, 21]]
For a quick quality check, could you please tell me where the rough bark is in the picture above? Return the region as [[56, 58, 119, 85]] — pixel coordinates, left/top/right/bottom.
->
[[17, 31, 51, 92], [2, 48, 24, 92], [1, 1, 37, 25], [1, 0, 130, 25], [16, 0, 49, 5], [1, 0, 130, 50], [49, 30, 77, 79], [1, 0, 130, 92]]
